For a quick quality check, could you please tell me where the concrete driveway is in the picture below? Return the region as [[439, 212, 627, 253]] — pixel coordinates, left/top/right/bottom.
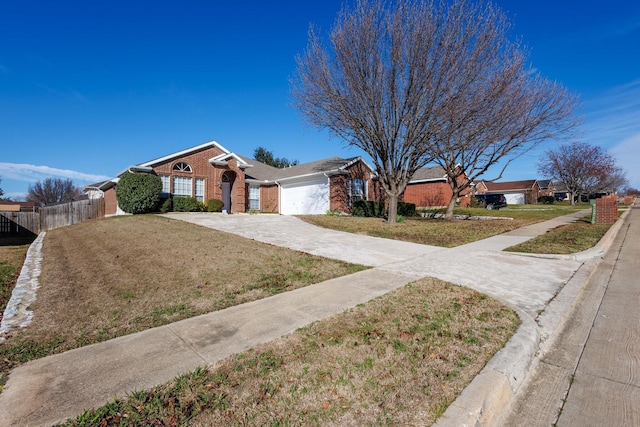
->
[[165, 212, 587, 316]]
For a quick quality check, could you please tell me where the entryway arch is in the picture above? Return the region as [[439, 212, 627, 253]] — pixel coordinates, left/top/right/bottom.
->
[[221, 171, 236, 213]]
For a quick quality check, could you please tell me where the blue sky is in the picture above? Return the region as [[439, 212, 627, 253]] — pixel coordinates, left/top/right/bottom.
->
[[1, 0, 639, 200]]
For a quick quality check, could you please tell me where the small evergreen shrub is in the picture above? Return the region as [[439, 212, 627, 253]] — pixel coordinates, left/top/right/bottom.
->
[[173, 196, 200, 212], [206, 199, 224, 212], [538, 196, 555, 204], [352, 200, 385, 217], [160, 198, 173, 213], [397, 202, 416, 217], [116, 172, 162, 214]]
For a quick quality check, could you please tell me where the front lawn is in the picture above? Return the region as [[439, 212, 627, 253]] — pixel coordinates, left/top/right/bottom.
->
[[300, 205, 588, 247], [62, 278, 519, 426], [0, 215, 366, 387]]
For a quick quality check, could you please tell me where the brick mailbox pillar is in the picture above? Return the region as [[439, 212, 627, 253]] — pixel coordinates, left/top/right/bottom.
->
[[595, 195, 618, 224]]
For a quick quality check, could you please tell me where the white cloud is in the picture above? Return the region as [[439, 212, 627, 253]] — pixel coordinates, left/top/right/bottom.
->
[[0, 163, 111, 184]]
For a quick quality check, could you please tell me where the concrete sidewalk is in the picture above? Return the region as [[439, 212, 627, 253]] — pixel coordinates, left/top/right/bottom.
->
[[0, 208, 618, 426], [503, 202, 640, 426]]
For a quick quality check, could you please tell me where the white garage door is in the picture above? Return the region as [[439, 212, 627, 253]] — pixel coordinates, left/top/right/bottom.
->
[[505, 192, 525, 205], [280, 177, 330, 215]]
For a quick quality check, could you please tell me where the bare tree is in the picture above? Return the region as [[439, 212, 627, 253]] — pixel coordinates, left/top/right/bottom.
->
[[291, 0, 578, 222], [601, 166, 628, 194], [292, 0, 441, 223], [538, 142, 617, 205], [0, 177, 4, 200], [424, 1, 579, 218], [26, 178, 86, 207]]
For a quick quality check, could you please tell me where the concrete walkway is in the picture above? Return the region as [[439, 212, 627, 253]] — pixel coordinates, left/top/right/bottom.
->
[[503, 202, 640, 427], [0, 208, 619, 426]]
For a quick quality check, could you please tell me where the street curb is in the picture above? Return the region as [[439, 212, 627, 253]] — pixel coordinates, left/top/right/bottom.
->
[[432, 208, 630, 427]]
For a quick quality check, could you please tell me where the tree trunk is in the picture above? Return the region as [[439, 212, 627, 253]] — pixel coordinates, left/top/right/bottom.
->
[[387, 193, 399, 224], [445, 190, 458, 219], [570, 192, 576, 206]]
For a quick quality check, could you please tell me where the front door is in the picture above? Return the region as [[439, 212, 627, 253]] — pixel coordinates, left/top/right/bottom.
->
[[222, 181, 231, 213]]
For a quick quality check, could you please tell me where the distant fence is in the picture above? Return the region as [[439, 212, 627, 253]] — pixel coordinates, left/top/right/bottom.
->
[[0, 199, 105, 237]]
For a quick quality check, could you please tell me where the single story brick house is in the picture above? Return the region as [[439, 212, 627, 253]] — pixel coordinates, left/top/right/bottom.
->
[[401, 166, 472, 208], [537, 179, 555, 198], [476, 179, 541, 204], [86, 140, 379, 216]]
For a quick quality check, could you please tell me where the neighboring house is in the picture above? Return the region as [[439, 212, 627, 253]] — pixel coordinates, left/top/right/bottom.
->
[[87, 140, 377, 216], [401, 166, 472, 208], [477, 179, 540, 204], [537, 179, 555, 198], [553, 181, 569, 201]]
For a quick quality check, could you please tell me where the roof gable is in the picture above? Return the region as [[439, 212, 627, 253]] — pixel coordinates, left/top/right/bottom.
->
[[138, 140, 230, 167]]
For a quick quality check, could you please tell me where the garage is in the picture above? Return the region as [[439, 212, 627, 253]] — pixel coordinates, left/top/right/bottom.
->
[[280, 177, 330, 215], [504, 192, 526, 205]]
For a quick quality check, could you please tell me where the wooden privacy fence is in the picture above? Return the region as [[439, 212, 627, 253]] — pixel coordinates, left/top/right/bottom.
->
[[0, 199, 105, 237]]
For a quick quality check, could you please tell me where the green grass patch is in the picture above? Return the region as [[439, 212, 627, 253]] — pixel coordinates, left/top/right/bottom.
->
[[61, 279, 520, 426], [506, 217, 612, 254]]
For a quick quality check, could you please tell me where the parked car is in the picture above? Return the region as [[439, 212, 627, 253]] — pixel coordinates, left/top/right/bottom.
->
[[474, 193, 507, 210]]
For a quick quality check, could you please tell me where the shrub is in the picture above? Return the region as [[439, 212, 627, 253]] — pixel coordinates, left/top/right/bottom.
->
[[397, 202, 416, 217], [206, 199, 224, 212], [538, 196, 555, 204], [352, 200, 385, 217], [116, 172, 163, 214], [160, 198, 173, 213], [173, 196, 200, 212]]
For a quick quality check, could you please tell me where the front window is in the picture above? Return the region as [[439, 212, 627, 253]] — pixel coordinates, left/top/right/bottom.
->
[[159, 175, 170, 197], [173, 176, 192, 197], [195, 178, 205, 202], [249, 184, 260, 210], [347, 178, 368, 207]]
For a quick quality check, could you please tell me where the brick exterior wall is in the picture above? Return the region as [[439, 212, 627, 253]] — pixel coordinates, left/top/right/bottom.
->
[[329, 162, 378, 213], [402, 181, 450, 207], [104, 188, 118, 216], [150, 146, 247, 213], [595, 195, 618, 224], [257, 184, 279, 213], [402, 175, 472, 208]]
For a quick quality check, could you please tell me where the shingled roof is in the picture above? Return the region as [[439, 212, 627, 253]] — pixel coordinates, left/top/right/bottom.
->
[[409, 166, 448, 182], [482, 180, 538, 192], [242, 156, 373, 183]]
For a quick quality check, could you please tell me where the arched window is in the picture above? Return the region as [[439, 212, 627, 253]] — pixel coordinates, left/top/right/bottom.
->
[[173, 162, 192, 172]]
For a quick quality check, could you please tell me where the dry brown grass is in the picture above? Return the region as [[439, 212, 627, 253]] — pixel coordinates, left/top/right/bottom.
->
[[64, 278, 519, 426], [301, 215, 533, 247], [300, 205, 588, 247], [0, 215, 366, 367]]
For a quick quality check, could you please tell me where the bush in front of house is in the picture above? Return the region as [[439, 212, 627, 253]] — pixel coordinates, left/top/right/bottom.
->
[[352, 200, 386, 217], [116, 172, 163, 214], [397, 202, 416, 217], [538, 195, 555, 204], [160, 198, 173, 213], [206, 198, 224, 212], [173, 196, 200, 212]]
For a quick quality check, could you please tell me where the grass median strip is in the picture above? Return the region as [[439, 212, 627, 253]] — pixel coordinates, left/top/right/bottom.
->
[[61, 278, 520, 426], [0, 215, 367, 385], [505, 216, 612, 254]]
